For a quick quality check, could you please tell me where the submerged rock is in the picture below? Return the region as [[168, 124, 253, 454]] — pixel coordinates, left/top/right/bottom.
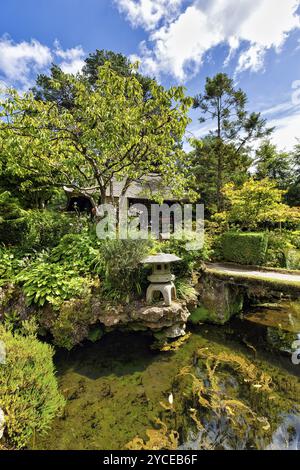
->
[[267, 413, 300, 450]]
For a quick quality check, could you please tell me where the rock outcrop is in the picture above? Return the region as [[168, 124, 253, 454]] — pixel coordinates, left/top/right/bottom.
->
[[0, 283, 191, 349], [190, 274, 244, 325], [91, 299, 190, 337]]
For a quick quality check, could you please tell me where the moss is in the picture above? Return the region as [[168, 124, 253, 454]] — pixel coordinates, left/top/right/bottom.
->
[[50, 296, 94, 350], [189, 306, 211, 324], [206, 269, 300, 295], [87, 326, 104, 343], [193, 277, 244, 324]]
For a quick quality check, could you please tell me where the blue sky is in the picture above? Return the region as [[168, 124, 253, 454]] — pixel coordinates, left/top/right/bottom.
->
[[0, 0, 300, 150]]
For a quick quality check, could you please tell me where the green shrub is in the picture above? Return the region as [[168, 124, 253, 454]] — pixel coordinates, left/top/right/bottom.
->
[[0, 192, 28, 245], [162, 232, 212, 278], [265, 231, 293, 268], [99, 239, 154, 300], [285, 249, 300, 270], [288, 230, 300, 249], [175, 278, 198, 302], [16, 259, 94, 309], [50, 233, 103, 275], [0, 248, 30, 287], [221, 232, 268, 266], [24, 210, 88, 250], [0, 325, 65, 449]]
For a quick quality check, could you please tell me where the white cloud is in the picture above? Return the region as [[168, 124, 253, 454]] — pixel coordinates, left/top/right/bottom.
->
[[0, 37, 52, 88], [114, 0, 183, 30], [119, 0, 300, 80], [0, 37, 86, 89], [236, 44, 266, 74], [269, 110, 300, 150], [54, 42, 85, 74], [261, 101, 298, 116]]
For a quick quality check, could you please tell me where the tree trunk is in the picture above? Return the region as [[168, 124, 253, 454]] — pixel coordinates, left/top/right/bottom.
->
[[100, 187, 107, 205], [216, 97, 223, 212]]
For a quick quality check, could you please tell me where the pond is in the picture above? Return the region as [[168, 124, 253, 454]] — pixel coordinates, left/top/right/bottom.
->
[[34, 303, 300, 450]]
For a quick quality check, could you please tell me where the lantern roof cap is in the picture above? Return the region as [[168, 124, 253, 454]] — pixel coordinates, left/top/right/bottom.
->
[[142, 253, 182, 264]]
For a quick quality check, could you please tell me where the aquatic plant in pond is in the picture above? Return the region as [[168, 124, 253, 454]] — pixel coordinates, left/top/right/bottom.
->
[[33, 325, 300, 450]]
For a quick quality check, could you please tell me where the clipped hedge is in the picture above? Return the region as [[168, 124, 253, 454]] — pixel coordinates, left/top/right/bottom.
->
[[221, 232, 268, 266]]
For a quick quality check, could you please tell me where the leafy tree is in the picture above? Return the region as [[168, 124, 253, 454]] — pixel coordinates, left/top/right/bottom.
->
[[32, 64, 78, 110], [83, 49, 153, 97], [217, 178, 300, 230], [254, 140, 292, 189], [32, 49, 153, 109], [0, 191, 28, 244], [193, 73, 273, 210], [189, 136, 251, 214], [0, 152, 57, 209], [286, 140, 300, 206], [0, 63, 194, 207]]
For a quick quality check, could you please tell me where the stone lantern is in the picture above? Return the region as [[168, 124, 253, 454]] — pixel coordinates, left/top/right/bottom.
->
[[142, 253, 181, 306]]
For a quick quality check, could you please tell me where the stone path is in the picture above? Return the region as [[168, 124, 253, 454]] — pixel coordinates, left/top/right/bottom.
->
[[205, 263, 300, 285]]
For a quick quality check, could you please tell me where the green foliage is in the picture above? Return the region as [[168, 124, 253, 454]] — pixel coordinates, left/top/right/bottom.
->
[[192, 73, 272, 211], [0, 248, 29, 286], [0, 191, 28, 245], [219, 178, 300, 230], [24, 210, 86, 250], [33, 50, 154, 108], [221, 232, 269, 266], [50, 232, 103, 275], [285, 249, 300, 270], [16, 259, 93, 309], [265, 231, 293, 268], [0, 325, 65, 449], [264, 231, 300, 269], [1, 63, 195, 206], [100, 239, 154, 300], [285, 141, 300, 206], [162, 234, 212, 278], [189, 137, 251, 214], [50, 297, 96, 350], [254, 140, 293, 189], [174, 278, 198, 302], [288, 230, 300, 249]]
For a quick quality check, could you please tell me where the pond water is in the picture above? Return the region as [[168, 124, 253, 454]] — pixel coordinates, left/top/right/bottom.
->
[[34, 303, 300, 451]]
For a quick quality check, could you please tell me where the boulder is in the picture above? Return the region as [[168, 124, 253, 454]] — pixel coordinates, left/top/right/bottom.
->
[[191, 275, 244, 325], [92, 300, 190, 336]]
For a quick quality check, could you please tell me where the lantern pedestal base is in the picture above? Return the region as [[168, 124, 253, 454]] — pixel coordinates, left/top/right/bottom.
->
[[146, 281, 177, 307]]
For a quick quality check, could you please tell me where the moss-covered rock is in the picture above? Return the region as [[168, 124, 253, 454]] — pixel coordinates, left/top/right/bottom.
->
[[191, 276, 244, 324]]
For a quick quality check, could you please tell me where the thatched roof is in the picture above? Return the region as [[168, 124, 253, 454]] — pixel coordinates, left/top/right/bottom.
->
[[64, 174, 184, 202]]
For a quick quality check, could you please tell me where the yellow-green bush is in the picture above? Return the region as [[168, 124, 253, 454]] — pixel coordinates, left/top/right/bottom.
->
[[221, 232, 268, 266], [0, 191, 28, 245], [0, 325, 65, 449]]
